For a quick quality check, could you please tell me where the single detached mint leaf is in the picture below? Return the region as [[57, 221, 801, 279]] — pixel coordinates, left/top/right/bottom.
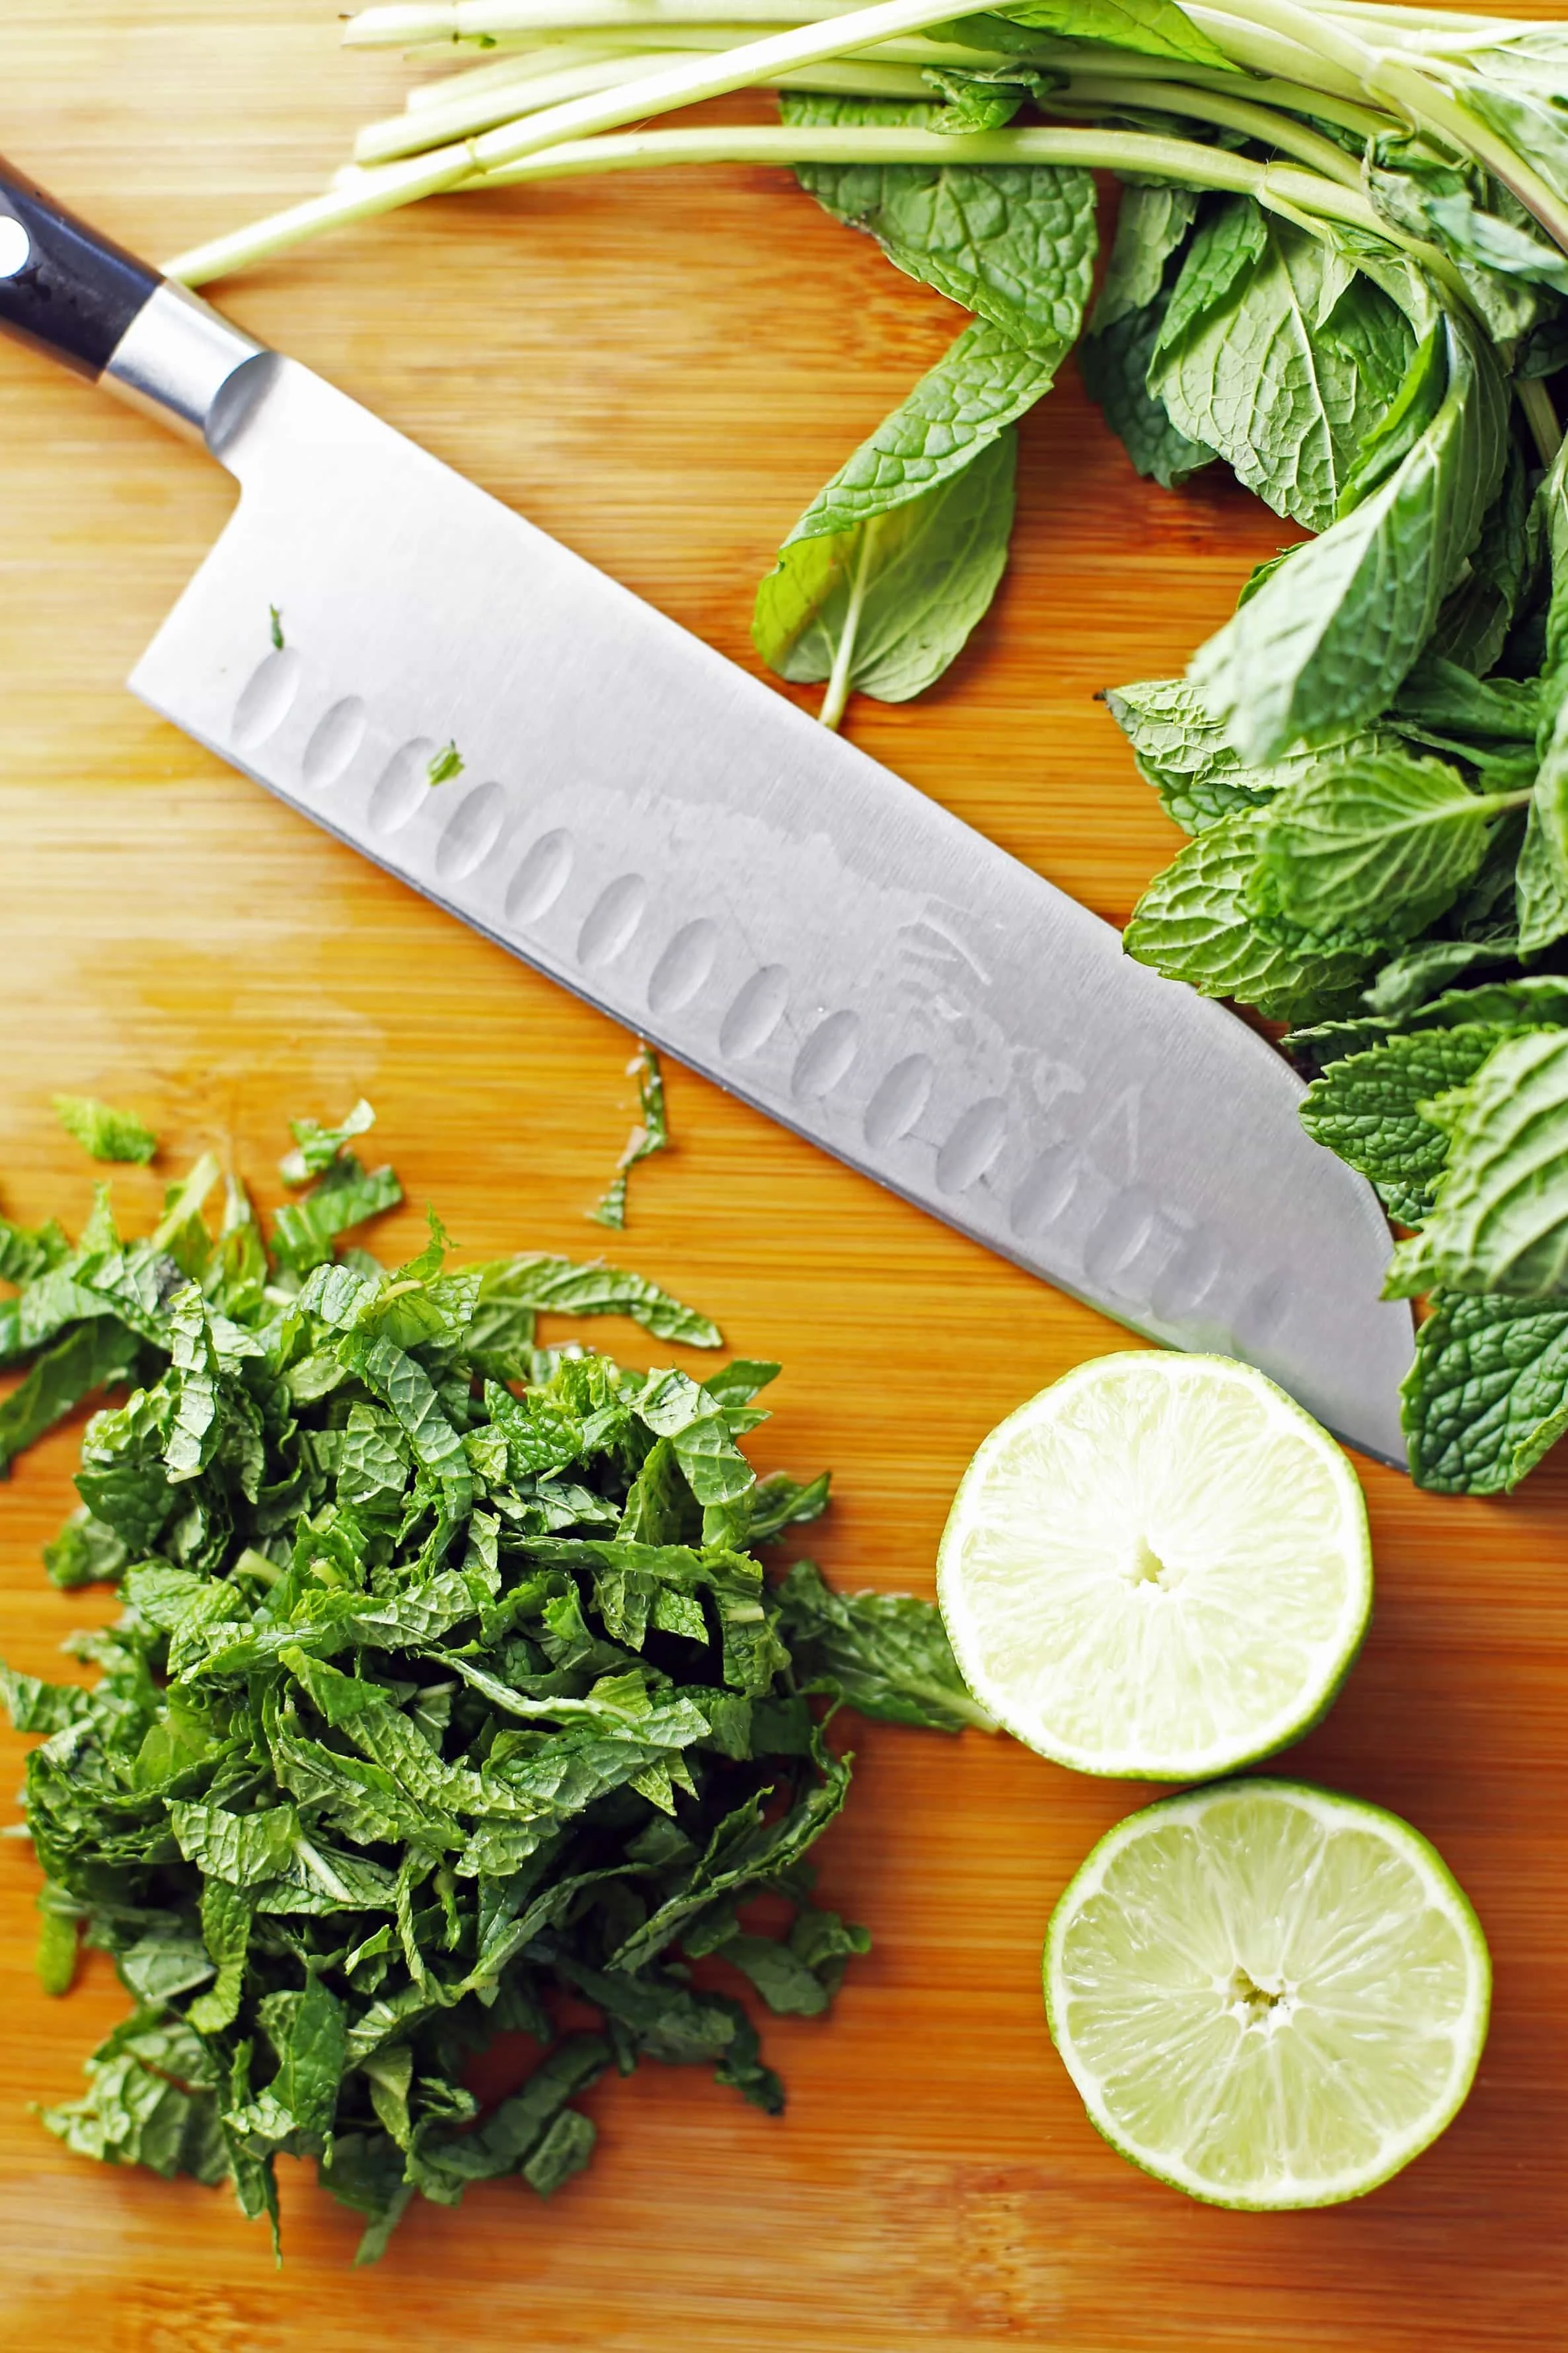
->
[[1253, 749, 1508, 944], [1386, 1027, 1568, 1298], [426, 742, 464, 788], [753, 428, 1018, 709], [52, 1096, 157, 1166], [1123, 812, 1374, 1024], [1189, 313, 1509, 763], [1403, 1287, 1568, 1492], [1299, 1024, 1512, 1224]]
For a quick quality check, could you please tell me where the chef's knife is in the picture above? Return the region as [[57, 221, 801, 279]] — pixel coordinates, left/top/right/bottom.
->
[[0, 157, 1414, 1462]]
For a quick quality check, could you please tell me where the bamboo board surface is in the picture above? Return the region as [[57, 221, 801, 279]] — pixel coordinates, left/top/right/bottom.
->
[[2, 5, 1567, 2346]]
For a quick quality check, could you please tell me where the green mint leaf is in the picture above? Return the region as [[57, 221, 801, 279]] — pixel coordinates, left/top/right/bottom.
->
[[1123, 811, 1374, 1023], [52, 1096, 157, 1166], [1150, 209, 1413, 533], [780, 95, 1096, 353], [1299, 1024, 1512, 1224], [0, 1318, 140, 1478], [280, 1100, 376, 1185], [426, 741, 464, 788], [773, 1558, 996, 1732], [1401, 1286, 1568, 1492], [592, 1043, 668, 1230], [1385, 1027, 1568, 1297], [1102, 675, 1368, 835], [993, 0, 1234, 67], [1252, 748, 1507, 944], [753, 428, 1018, 706], [269, 605, 285, 652], [1189, 314, 1509, 763], [780, 316, 1067, 542]]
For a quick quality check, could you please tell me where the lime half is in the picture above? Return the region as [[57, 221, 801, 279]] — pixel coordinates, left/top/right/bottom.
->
[[936, 1353, 1372, 1779], [1044, 1778, 1490, 2208]]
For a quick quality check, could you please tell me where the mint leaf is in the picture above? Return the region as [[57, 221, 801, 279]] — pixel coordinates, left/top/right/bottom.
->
[[1189, 313, 1509, 762], [1150, 209, 1414, 533], [996, 0, 1234, 69], [780, 316, 1065, 542], [1253, 749, 1509, 943], [1124, 812, 1374, 1022], [1402, 1287, 1568, 1491], [781, 96, 1096, 352], [592, 1043, 668, 1231], [753, 427, 1018, 708], [1386, 1027, 1568, 1296], [1299, 1024, 1511, 1224], [52, 1096, 157, 1166]]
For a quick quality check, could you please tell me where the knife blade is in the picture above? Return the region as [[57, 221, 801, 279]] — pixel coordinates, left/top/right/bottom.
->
[[0, 156, 1414, 1464]]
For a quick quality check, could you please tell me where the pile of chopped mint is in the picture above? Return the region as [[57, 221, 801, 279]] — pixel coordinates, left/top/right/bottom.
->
[[0, 1106, 987, 2259]]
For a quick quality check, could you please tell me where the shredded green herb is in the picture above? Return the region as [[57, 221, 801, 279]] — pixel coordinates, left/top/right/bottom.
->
[[52, 1096, 157, 1166], [591, 1045, 669, 1231], [0, 1106, 983, 2257]]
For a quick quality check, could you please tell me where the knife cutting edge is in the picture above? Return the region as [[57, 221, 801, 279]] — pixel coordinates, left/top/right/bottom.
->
[[0, 155, 1415, 1464]]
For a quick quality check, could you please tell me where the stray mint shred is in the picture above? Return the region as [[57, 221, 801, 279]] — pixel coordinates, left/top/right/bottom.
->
[[269, 605, 285, 652], [593, 1043, 669, 1230], [0, 1102, 983, 2258], [51, 1095, 157, 1166], [427, 741, 465, 788]]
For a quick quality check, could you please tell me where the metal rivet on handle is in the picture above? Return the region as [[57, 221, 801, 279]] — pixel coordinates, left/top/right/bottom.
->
[[792, 1010, 860, 1102], [0, 217, 30, 278]]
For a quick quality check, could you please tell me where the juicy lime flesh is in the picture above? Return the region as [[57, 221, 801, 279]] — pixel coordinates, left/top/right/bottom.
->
[[938, 1354, 1370, 1777], [1047, 1782, 1490, 2208]]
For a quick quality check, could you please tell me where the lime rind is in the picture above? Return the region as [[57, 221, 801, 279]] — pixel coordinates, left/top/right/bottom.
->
[[936, 1352, 1373, 1781], [1043, 1778, 1491, 2210]]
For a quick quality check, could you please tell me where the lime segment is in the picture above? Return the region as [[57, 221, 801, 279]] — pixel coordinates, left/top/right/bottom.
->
[[1044, 1778, 1490, 2208], [936, 1352, 1372, 1779]]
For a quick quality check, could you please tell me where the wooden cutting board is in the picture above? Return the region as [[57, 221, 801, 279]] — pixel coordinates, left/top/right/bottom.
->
[[3, 6, 1566, 2346]]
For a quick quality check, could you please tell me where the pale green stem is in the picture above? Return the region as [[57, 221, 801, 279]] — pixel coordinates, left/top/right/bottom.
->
[[344, 0, 862, 42], [819, 511, 882, 733], [1196, 0, 1384, 83], [1365, 54, 1568, 258], [1519, 375, 1563, 468], [1058, 76, 1364, 184], [168, 0, 1016, 282], [360, 49, 925, 157], [1183, 4, 1370, 96], [460, 124, 1271, 196], [403, 41, 614, 105]]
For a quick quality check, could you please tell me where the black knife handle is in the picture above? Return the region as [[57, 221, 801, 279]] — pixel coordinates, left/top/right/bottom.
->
[[0, 153, 160, 379], [0, 153, 268, 449]]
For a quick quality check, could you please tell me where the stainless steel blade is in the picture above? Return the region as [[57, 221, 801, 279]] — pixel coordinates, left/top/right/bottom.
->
[[130, 353, 1413, 1462]]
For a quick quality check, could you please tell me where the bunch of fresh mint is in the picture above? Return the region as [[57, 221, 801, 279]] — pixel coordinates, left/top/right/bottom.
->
[[0, 1110, 985, 2257], [1115, 423, 1568, 1496]]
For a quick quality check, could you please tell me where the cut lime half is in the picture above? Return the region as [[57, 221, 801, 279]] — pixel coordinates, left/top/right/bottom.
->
[[936, 1353, 1372, 1779], [1044, 1778, 1490, 2208]]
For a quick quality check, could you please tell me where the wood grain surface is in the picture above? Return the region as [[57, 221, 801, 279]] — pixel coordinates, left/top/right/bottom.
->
[[3, 5, 1567, 2346]]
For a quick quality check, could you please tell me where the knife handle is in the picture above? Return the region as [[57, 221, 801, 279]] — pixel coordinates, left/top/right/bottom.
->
[[0, 154, 265, 442]]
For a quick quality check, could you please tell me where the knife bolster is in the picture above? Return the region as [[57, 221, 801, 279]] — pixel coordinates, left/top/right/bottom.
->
[[103, 281, 267, 448]]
